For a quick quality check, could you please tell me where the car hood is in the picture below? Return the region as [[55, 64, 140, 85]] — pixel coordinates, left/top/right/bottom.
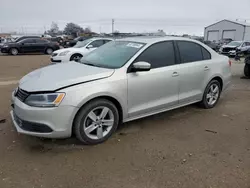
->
[[53, 47, 75, 53], [221, 45, 238, 48], [19, 62, 114, 92], [53, 47, 88, 54]]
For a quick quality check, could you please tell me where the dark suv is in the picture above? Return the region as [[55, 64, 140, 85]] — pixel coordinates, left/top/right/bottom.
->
[[1, 38, 60, 55]]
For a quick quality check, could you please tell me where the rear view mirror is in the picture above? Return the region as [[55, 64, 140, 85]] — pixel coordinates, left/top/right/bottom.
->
[[131, 61, 151, 72]]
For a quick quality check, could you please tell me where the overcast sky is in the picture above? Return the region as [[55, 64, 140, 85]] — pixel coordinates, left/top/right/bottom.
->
[[1, 0, 250, 35]]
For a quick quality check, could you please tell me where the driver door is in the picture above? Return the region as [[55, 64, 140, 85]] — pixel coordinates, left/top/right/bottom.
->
[[127, 41, 179, 118], [19, 39, 36, 53]]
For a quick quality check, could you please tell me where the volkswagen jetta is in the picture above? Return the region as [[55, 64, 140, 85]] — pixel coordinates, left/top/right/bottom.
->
[[10, 37, 231, 144]]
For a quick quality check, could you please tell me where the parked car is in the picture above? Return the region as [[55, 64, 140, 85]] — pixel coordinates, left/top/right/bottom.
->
[[1, 38, 60, 55], [10, 37, 231, 144], [51, 38, 113, 63], [14, 36, 41, 43], [204, 41, 220, 51], [243, 49, 250, 78], [65, 36, 92, 47], [219, 41, 250, 56], [45, 37, 64, 46]]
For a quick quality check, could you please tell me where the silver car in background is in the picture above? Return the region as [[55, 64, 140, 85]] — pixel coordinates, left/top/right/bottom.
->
[[10, 37, 231, 144]]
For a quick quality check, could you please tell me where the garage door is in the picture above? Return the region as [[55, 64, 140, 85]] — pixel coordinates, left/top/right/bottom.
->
[[207, 31, 219, 42], [222, 30, 236, 40]]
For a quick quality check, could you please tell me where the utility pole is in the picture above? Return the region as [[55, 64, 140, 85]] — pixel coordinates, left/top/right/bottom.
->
[[112, 19, 114, 34]]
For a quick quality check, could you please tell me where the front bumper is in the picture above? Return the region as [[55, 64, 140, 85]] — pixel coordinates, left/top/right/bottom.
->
[[10, 93, 79, 138], [1, 47, 9, 53], [50, 55, 70, 63]]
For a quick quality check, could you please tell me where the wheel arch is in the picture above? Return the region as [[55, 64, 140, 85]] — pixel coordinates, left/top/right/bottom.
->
[[207, 75, 223, 91], [9, 47, 19, 53], [70, 53, 83, 61], [71, 95, 124, 135]]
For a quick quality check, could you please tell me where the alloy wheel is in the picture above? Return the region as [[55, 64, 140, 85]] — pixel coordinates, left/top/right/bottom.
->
[[83, 106, 114, 140], [11, 48, 18, 55], [46, 48, 53, 55], [73, 55, 82, 62], [206, 84, 219, 106]]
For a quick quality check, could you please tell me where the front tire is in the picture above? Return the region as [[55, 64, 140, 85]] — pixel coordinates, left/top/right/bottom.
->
[[200, 80, 221, 109], [9, 48, 18, 55], [244, 64, 250, 78], [74, 99, 119, 145], [70, 54, 83, 62]]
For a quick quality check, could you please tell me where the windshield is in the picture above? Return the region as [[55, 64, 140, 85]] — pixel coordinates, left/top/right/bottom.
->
[[80, 41, 146, 69], [73, 39, 93, 48], [227, 41, 242, 46]]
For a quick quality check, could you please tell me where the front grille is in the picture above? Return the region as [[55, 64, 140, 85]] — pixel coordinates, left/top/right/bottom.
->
[[13, 112, 53, 133], [51, 53, 58, 57], [223, 47, 236, 53], [15, 88, 29, 102]]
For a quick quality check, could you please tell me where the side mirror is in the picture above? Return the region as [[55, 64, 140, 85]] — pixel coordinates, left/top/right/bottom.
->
[[131, 61, 151, 72], [87, 44, 93, 49]]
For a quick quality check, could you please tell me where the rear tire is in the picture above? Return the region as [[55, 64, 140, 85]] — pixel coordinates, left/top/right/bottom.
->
[[70, 54, 83, 62], [200, 80, 221, 109], [45, 48, 53, 55], [9, 48, 18, 55], [244, 64, 250, 78], [74, 99, 119, 145]]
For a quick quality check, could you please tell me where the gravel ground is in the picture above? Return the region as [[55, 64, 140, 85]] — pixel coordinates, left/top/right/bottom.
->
[[0, 55, 249, 188]]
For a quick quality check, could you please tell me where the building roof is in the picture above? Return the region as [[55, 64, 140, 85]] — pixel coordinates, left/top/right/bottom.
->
[[205, 19, 250, 28]]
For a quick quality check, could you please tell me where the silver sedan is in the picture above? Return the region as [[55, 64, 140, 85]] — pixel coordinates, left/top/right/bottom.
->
[[10, 37, 231, 144]]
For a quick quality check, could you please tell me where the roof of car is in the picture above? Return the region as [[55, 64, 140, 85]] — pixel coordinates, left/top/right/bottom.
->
[[91, 37, 114, 41], [116, 36, 198, 44]]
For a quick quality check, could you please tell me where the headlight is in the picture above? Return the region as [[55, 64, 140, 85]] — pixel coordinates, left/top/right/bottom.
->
[[59, 51, 70, 56], [3, 45, 8, 48], [25, 93, 65, 107]]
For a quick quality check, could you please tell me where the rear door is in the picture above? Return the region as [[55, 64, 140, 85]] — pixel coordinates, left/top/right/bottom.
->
[[34, 39, 48, 52], [176, 41, 212, 104], [127, 41, 179, 118]]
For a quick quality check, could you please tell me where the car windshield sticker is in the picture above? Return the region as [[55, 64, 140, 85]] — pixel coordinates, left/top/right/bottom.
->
[[127, 43, 143, 48]]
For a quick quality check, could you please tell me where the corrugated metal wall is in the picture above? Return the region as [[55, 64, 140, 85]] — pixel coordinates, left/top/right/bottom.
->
[[244, 26, 250, 40], [204, 20, 245, 42]]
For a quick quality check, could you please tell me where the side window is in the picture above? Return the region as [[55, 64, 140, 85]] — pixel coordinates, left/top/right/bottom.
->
[[135, 41, 175, 69], [104, 40, 112, 44], [201, 47, 211, 60], [89, 40, 104, 48], [21, 39, 35, 44], [177, 41, 203, 63], [242, 43, 246, 47], [245, 42, 250, 46], [34, 39, 48, 43]]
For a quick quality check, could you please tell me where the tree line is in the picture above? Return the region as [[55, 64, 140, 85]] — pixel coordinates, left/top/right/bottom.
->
[[45, 22, 92, 37]]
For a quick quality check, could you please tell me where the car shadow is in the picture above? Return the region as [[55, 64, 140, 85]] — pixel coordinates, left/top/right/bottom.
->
[[19, 103, 204, 153]]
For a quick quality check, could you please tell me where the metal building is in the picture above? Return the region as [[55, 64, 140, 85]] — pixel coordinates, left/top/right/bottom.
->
[[204, 19, 250, 42]]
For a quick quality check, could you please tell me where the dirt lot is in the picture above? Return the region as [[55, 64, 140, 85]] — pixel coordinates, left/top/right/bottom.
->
[[0, 55, 249, 188]]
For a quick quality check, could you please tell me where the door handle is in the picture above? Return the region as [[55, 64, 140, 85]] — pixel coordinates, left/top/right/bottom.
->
[[172, 72, 179, 77], [204, 66, 210, 71]]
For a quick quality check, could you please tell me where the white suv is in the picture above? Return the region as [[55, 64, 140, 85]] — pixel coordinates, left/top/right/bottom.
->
[[51, 38, 113, 63]]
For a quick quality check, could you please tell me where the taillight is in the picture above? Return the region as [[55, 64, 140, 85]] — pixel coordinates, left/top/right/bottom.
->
[[229, 60, 232, 67]]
